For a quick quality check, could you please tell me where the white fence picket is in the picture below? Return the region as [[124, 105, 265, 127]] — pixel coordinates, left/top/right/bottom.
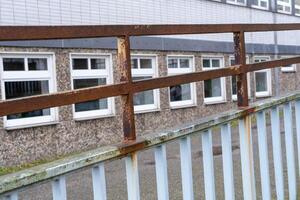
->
[[51, 176, 67, 200], [92, 163, 107, 200], [125, 153, 140, 200]]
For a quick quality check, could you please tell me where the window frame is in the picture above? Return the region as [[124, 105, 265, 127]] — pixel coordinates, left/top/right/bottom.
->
[[0, 52, 58, 129], [253, 56, 272, 98], [277, 0, 292, 14], [226, 0, 247, 6], [251, 0, 269, 10], [280, 56, 297, 72], [70, 53, 115, 120], [167, 55, 197, 109], [201, 56, 226, 104], [229, 56, 251, 101], [131, 54, 160, 113]]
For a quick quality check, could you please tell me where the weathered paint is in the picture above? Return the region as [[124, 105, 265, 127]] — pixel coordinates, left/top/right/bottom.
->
[[0, 92, 300, 195]]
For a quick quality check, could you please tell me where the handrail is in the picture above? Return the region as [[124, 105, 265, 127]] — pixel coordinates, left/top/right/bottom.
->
[[1, 23, 300, 41], [0, 56, 299, 117], [0, 91, 299, 195]]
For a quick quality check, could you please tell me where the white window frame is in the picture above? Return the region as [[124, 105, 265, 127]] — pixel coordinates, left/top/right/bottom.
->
[[277, 0, 292, 14], [227, 0, 247, 6], [251, 0, 269, 10], [229, 56, 251, 101], [131, 54, 160, 113], [0, 52, 58, 129], [280, 56, 297, 72], [295, 2, 300, 16], [254, 56, 272, 98], [202, 56, 226, 104], [167, 55, 197, 109], [70, 53, 115, 120]]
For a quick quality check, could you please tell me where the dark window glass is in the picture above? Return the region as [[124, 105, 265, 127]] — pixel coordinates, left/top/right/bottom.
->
[[180, 59, 190, 68], [140, 59, 152, 69], [168, 59, 178, 68], [212, 59, 220, 68], [232, 76, 237, 95], [170, 83, 191, 102], [256, 72, 267, 92], [203, 59, 210, 68], [5, 81, 50, 119], [28, 58, 48, 70], [204, 78, 222, 98], [3, 58, 25, 71], [73, 78, 108, 112], [91, 58, 106, 69], [73, 59, 88, 70], [131, 59, 138, 69], [133, 76, 154, 105]]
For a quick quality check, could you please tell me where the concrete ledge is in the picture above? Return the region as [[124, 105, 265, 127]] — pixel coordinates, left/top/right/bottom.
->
[[0, 91, 300, 195]]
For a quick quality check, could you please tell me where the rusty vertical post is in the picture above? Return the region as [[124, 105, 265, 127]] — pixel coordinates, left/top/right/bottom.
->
[[117, 35, 136, 141], [234, 31, 256, 199], [233, 31, 249, 108]]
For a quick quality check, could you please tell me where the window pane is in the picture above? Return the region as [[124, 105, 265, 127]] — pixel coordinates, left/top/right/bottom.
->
[[133, 76, 154, 106], [73, 59, 88, 70], [253, 0, 259, 5], [237, 0, 245, 3], [296, 0, 300, 4], [212, 59, 220, 68], [91, 59, 106, 69], [140, 59, 152, 69], [3, 58, 25, 71], [5, 81, 50, 119], [73, 78, 108, 112], [204, 78, 222, 98], [131, 59, 138, 69], [170, 84, 191, 102], [179, 59, 190, 68], [255, 72, 267, 92], [261, 0, 267, 7], [28, 58, 48, 70], [232, 76, 237, 95], [168, 59, 178, 68], [230, 59, 235, 66], [203, 59, 210, 68]]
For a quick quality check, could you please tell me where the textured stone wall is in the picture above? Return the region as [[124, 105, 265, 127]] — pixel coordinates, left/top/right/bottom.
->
[[0, 47, 298, 166]]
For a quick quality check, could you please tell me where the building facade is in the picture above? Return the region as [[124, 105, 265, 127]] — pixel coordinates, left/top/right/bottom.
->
[[0, 0, 300, 166]]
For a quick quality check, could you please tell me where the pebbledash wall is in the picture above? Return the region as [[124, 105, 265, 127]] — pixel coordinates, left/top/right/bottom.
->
[[0, 41, 300, 166]]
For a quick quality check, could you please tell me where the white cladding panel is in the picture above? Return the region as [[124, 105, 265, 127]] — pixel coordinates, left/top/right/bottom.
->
[[0, 0, 299, 45]]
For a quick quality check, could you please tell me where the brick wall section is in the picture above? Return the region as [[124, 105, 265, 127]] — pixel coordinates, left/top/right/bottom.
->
[[0, 47, 299, 166]]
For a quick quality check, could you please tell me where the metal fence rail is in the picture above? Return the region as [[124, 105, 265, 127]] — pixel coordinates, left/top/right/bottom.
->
[[0, 23, 300, 199]]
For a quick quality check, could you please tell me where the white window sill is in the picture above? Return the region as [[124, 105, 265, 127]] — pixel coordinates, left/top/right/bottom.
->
[[204, 99, 227, 105], [170, 103, 197, 110], [251, 5, 269, 10], [277, 10, 292, 15], [5, 120, 59, 131], [73, 113, 115, 121], [255, 93, 272, 98], [134, 107, 160, 114], [226, 1, 246, 6]]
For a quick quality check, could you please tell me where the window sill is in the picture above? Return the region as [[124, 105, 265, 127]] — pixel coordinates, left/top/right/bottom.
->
[[170, 103, 197, 110], [5, 121, 59, 131], [204, 100, 227, 105], [134, 108, 160, 114], [251, 5, 269, 10], [73, 113, 115, 121], [255, 93, 272, 98]]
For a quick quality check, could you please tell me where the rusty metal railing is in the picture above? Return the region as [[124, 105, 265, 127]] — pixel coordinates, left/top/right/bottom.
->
[[0, 24, 300, 199]]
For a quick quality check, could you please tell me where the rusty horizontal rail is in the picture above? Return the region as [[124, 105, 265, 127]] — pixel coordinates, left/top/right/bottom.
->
[[0, 23, 300, 41], [0, 91, 299, 195], [0, 56, 299, 117]]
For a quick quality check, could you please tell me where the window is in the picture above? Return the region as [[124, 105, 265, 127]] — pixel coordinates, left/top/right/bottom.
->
[[252, 0, 268, 9], [202, 57, 226, 104], [131, 55, 159, 113], [281, 56, 297, 72], [227, 0, 246, 5], [167, 56, 196, 108], [70, 54, 114, 120], [296, 0, 300, 15], [0, 53, 57, 129], [229, 56, 251, 101], [254, 57, 272, 97], [277, 0, 292, 14]]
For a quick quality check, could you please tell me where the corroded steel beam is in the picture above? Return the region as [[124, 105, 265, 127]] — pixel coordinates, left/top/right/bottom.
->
[[234, 31, 249, 107], [0, 57, 299, 117], [117, 36, 136, 141], [1, 23, 300, 41]]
